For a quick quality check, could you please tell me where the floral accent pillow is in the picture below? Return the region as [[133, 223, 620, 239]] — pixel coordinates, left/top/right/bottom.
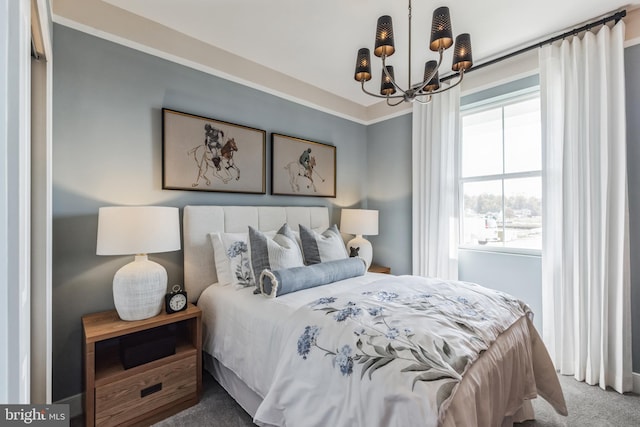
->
[[209, 232, 255, 288]]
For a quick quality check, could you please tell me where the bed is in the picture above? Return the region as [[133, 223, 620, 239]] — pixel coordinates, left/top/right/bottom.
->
[[183, 205, 567, 426]]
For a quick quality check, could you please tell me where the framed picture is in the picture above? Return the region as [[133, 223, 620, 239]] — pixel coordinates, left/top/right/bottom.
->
[[162, 108, 266, 194], [271, 133, 336, 197]]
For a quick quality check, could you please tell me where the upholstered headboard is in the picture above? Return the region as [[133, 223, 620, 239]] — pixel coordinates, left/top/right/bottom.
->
[[183, 205, 330, 302]]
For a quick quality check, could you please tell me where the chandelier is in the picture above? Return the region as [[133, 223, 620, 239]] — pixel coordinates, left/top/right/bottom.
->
[[353, 1, 473, 106]]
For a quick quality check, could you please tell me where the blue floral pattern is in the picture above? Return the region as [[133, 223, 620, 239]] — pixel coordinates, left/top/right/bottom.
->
[[367, 307, 384, 316], [226, 240, 252, 287], [297, 325, 321, 360], [311, 297, 337, 306], [333, 302, 362, 322], [250, 274, 536, 427], [294, 281, 527, 410], [333, 345, 354, 376]]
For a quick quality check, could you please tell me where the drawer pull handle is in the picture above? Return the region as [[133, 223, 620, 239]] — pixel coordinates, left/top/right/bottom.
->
[[141, 383, 162, 398]]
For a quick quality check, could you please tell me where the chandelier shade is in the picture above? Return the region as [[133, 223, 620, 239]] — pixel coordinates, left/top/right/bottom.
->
[[380, 66, 396, 96], [452, 33, 473, 71], [429, 6, 454, 51], [354, 48, 372, 82], [354, 0, 472, 106], [423, 61, 440, 92], [374, 15, 395, 57]]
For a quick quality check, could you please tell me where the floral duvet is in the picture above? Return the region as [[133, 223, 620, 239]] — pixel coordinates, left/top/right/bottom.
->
[[253, 275, 545, 427]]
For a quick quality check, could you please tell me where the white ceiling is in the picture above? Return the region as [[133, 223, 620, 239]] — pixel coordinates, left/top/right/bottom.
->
[[101, 0, 631, 108]]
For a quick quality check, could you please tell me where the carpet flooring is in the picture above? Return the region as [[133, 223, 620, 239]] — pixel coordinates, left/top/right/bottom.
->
[[151, 371, 640, 426]]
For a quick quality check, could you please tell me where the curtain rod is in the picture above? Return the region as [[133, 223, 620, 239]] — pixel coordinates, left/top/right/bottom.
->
[[441, 9, 627, 82]]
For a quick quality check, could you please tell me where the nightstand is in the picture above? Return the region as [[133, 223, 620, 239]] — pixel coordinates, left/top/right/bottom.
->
[[368, 264, 391, 274], [82, 304, 202, 427]]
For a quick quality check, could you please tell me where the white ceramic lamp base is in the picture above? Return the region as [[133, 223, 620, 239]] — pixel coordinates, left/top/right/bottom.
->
[[347, 235, 373, 270], [113, 255, 167, 321]]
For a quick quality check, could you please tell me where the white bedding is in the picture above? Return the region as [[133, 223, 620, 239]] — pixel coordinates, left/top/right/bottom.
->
[[199, 271, 391, 398], [198, 273, 567, 426]]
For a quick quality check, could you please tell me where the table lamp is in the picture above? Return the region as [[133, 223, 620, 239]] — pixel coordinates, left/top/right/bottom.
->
[[340, 208, 378, 270], [97, 206, 181, 321]]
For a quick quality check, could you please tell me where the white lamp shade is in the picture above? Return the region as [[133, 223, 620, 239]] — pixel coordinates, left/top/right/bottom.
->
[[340, 209, 379, 236], [97, 206, 181, 255]]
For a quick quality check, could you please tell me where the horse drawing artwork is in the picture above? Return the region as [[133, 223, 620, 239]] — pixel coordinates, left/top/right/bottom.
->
[[203, 123, 224, 169], [219, 138, 240, 181], [188, 124, 241, 186], [285, 148, 325, 192]]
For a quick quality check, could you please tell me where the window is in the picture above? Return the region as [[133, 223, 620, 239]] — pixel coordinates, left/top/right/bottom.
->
[[459, 90, 542, 252]]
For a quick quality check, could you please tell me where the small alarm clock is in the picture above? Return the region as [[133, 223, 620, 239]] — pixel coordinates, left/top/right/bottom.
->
[[165, 285, 188, 314]]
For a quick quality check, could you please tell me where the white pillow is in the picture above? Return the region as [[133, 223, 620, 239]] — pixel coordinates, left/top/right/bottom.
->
[[209, 232, 255, 288], [299, 224, 348, 265], [248, 224, 304, 289]]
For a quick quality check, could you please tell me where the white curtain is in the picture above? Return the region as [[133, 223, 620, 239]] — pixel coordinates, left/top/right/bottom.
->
[[540, 21, 632, 393], [412, 85, 460, 279]]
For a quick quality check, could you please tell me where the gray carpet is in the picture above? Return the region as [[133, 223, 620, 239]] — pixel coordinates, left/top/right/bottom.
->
[[152, 373, 255, 427], [152, 372, 640, 427]]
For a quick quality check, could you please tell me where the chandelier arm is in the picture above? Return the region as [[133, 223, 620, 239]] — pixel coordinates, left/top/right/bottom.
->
[[382, 55, 408, 95], [419, 69, 465, 96], [413, 95, 433, 105], [386, 97, 406, 107], [360, 81, 405, 99]]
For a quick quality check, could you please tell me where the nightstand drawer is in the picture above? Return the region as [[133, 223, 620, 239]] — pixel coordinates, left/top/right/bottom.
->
[[95, 355, 197, 426]]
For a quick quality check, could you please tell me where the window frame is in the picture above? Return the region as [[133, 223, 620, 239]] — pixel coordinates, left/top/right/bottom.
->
[[458, 87, 542, 256]]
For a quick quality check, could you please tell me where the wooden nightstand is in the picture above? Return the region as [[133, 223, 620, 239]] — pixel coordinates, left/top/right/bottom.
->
[[368, 264, 391, 274], [82, 304, 202, 427]]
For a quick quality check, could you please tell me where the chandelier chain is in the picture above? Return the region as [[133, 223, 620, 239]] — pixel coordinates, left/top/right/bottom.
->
[[408, 0, 412, 89]]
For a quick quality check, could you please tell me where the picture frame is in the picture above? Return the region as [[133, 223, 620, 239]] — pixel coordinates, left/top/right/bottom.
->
[[271, 133, 336, 197], [162, 108, 266, 194]]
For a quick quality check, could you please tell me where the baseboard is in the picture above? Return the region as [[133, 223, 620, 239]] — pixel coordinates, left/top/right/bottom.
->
[[55, 392, 83, 419], [634, 372, 640, 394]]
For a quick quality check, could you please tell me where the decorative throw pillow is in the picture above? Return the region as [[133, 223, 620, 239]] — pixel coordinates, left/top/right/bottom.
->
[[248, 224, 304, 290], [259, 257, 366, 298], [299, 224, 348, 265], [209, 232, 255, 289]]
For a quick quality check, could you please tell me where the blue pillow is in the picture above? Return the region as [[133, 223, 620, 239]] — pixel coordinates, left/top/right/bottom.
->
[[249, 224, 304, 292], [299, 224, 348, 264], [258, 257, 366, 297]]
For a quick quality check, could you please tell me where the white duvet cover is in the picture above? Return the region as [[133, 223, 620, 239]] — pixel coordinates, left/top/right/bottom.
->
[[199, 273, 388, 399], [198, 273, 567, 427]]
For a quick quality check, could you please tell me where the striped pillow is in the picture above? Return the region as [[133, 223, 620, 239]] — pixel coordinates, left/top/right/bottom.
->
[[299, 224, 348, 265], [249, 223, 304, 291]]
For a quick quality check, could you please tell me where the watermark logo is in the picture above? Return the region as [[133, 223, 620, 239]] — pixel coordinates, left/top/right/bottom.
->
[[0, 405, 68, 427]]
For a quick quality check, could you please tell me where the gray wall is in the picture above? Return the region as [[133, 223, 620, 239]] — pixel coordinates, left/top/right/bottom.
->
[[366, 114, 413, 275], [52, 25, 368, 401], [625, 43, 640, 373]]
